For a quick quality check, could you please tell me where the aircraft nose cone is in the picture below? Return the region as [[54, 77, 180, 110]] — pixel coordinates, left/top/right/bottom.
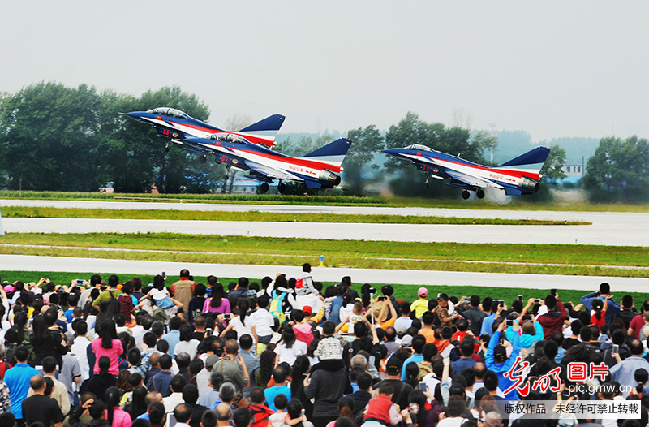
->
[[382, 148, 401, 155], [126, 111, 145, 121]]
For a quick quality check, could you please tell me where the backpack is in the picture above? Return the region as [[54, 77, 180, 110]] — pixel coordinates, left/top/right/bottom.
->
[[416, 362, 433, 381], [269, 291, 287, 325], [105, 290, 120, 317]]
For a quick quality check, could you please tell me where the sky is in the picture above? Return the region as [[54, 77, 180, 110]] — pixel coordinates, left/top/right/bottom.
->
[[2, 1, 649, 143]]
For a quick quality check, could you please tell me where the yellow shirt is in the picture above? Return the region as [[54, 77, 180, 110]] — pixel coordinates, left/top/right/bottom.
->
[[410, 299, 429, 318]]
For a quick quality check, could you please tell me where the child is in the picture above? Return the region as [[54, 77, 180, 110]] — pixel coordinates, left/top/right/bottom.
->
[[118, 282, 136, 327], [269, 394, 288, 427], [249, 387, 274, 427], [363, 384, 402, 426], [313, 321, 343, 370], [292, 309, 314, 346], [410, 287, 429, 318]]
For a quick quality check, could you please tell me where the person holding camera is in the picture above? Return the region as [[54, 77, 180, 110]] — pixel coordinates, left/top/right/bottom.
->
[[485, 316, 521, 400]]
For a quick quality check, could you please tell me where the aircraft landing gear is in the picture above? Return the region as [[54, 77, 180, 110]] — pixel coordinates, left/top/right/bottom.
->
[[164, 142, 170, 153], [462, 190, 471, 200], [476, 189, 485, 199], [259, 182, 270, 194], [199, 155, 207, 164], [277, 181, 287, 193], [425, 177, 429, 188]]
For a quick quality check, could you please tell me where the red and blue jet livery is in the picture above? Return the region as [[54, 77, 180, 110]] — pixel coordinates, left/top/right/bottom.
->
[[168, 133, 351, 193], [126, 107, 285, 148], [383, 144, 550, 199]]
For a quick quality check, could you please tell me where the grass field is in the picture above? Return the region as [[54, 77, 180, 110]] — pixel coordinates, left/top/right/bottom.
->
[[1, 232, 648, 277], [2, 270, 646, 305], [0, 206, 588, 226]]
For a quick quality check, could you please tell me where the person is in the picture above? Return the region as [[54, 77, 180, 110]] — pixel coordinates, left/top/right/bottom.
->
[[274, 326, 307, 366], [581, 283, 620, 324], [171, 270, 196, 315], [363, 384, 402, 426], [250, 295, 274, 349], [71, 319, 92, 382], [213, 340, 249, 403], [86, 356, 117, 403], [174, 403, 193, 427], [264, 368, 291, 411], [350, 372, 372, 417], [92, 320, 123, 376], [27, 356, 70, 416], [410, 288, 429, 319], [375, 358, 413, 411], [203, 284, 231, 317], [214, 403, 232, 427], [22, 374, 64, 427], [188, 284, 207, 325], [312, 321, 343, 368], [610, 339, 649, 397], [118, 281, 136, 326], [485, 319, 521, 401], [148, 401, 167, 427], [537, 295, 567, 339], [148, 354, 174, 398], [162, 316, 183, 357], [4, 345, 39, 423], [175, 325, 200, 359], [284, 400, 314, 427], [182, 384, 208, 427], [105, 386, 132, 427], [163, 375, 187, 414], [198, 372, 223, 409], [401, 335, 425, 381], [269, 394, 288, 427], [461, 295, 487, 336], [220, 299, 255, 346], [249, 387, 274, 427], [238, 335, 259, 399], [303, 359, 351, 427], [30, 310, 68, 368]]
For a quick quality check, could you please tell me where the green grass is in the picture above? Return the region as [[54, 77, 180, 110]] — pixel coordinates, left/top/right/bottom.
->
[[0, 206, 588, 226], [1, 232, 648, 277], [1, 270, 646, 306]]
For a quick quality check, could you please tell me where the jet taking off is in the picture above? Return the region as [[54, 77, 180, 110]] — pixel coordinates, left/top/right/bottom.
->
[[383, 145, 550, 199], [164, 133, 351, 193], [126, 107, 285, 148]]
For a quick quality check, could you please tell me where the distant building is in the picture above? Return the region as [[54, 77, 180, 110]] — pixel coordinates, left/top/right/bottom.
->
[[558, 161, 585, 184]]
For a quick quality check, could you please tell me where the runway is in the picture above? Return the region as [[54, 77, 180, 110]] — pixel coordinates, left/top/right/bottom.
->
[[0, 213, 646, 246], [1, 254, 646, 293]]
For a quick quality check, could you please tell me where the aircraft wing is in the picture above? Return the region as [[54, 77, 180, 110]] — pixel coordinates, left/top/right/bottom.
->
[[243, 160, 297, 181], [445, 169, 504, 190]]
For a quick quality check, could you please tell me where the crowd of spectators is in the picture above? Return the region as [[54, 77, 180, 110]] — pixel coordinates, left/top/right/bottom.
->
[[0, 266, 646, 427]]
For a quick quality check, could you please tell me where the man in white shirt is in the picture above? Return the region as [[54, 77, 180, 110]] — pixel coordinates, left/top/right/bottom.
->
[[251, 295, 275, 346], [70, 320, 91, 381]]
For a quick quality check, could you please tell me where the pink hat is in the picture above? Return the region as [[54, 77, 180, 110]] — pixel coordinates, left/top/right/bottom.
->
[[3, 286, 14, 293], [418, 287, 428, 297]]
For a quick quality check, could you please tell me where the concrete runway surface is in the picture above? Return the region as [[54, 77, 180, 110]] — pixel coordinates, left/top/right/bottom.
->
[[0, 200, 647, 246], [1, 254, 646, 293]]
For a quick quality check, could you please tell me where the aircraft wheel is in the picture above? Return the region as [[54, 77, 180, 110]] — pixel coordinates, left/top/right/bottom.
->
[[277, 182, 287, 193], [199, 155, 207, 164], [164, 147, 170, 153], [476, 189, 485, 199], [462, 190, 471, 200], [259, 182, 270, 194]]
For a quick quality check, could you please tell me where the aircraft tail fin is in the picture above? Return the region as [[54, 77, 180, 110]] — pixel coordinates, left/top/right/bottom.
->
[[498, 146, 550, 170], [237, 114, 286, 147], [303, 138, 352, 166]]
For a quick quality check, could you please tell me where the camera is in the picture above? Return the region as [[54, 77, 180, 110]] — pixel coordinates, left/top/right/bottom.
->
[[506, 319, 514, 327], [223, 313, 232, 320], [368, 287, 376, 294], [378, 296, 386, 301], [534, 299, 540, 305]]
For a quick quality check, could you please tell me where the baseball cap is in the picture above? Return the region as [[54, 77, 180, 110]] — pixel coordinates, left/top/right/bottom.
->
[[303, 306, 313, 316], [3, 286, 14, 293], [386, 358, 402, 375], [205, 354, 219, 370], [418, 287, 428, 297]]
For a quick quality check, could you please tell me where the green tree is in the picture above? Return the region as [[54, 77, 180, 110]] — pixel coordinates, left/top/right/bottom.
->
[[583, 136, 649, 200], [343, 125, 384, 195], [472, 131, 498, 165], [540, 144, 567, 181], [0, 82, 104, 191], [383, 112, 484, 197]]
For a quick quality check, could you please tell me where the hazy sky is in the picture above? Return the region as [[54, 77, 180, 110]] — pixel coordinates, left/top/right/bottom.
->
[[2, 1, 649, 143]]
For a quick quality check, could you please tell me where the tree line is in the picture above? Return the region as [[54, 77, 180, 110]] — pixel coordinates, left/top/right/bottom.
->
[[0, 82, 645, 201]]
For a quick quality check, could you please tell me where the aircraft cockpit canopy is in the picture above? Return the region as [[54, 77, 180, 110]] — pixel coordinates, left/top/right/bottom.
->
[[148, 107, 191, 120], [405, 144, 432, 151]]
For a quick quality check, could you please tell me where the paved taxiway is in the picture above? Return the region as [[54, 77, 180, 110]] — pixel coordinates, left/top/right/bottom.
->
[[1, 254, 646, 293], [0, 204, 646, 245]]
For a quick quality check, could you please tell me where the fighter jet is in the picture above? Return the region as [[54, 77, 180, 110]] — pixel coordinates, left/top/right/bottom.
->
[[164, 133, 351, 193], [383, 144, 550, 199], [126, 107, 285, 148]]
